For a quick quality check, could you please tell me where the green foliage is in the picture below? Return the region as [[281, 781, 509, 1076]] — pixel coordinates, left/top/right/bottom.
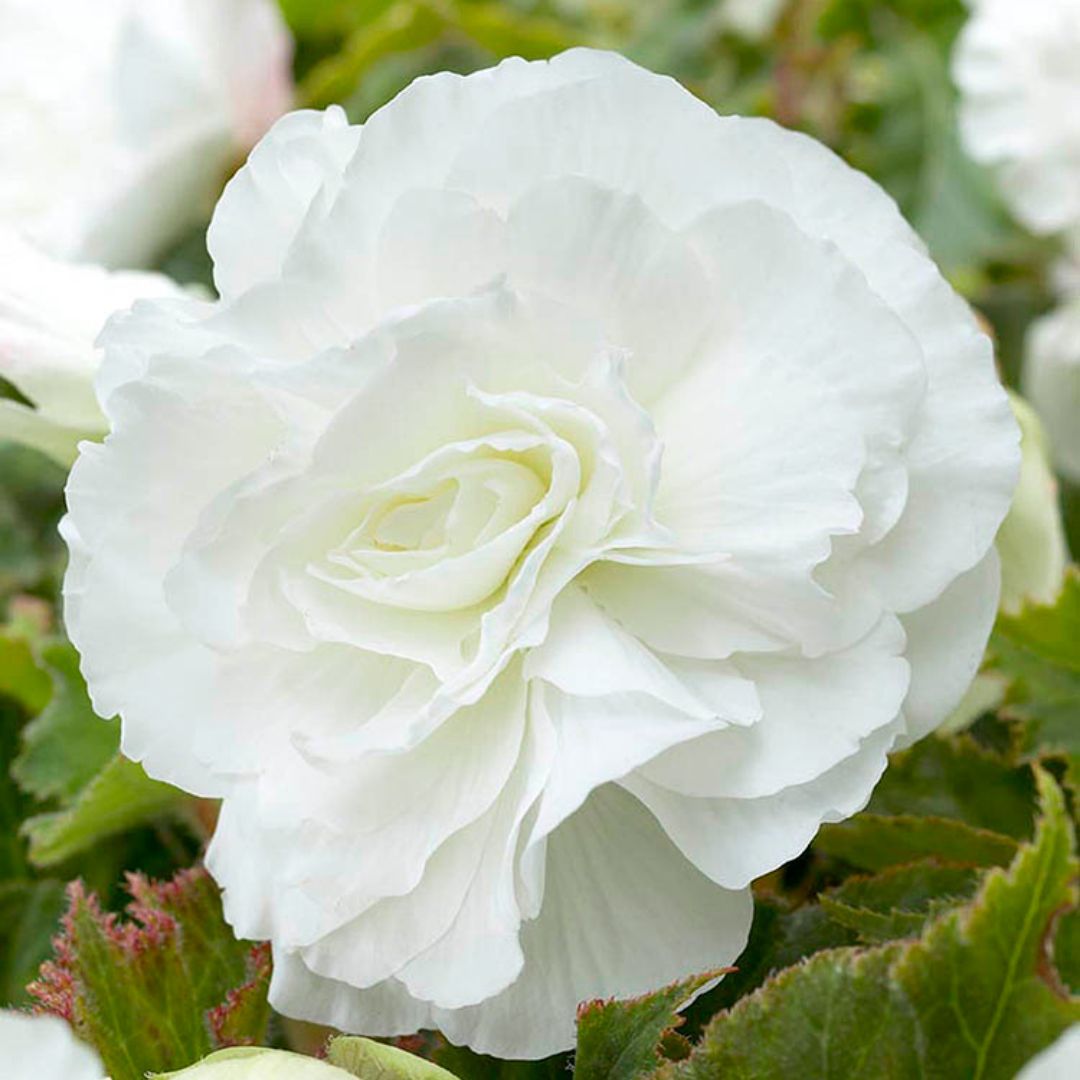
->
[[0, 626, 193, 871], [575, 972, 721, 1080], [992, 569, 1080, 774], [22, 754, 190, 867], [0, 631, 51, 713], [297, 0, 585, 110], [0, 445, 67, 607], [13, 642, 119, 802], [815, 813, 1018, 872], [686, 900, 857, 1025], [819, 861, 980, 943], [433, 1045, 569, 1080], [0, 878, 66, 1005], [329, 1036, 463, 1080], [30, 868, 271, 1080], [653, 770, 1080, 1080], [865, 733, 1037, 838]]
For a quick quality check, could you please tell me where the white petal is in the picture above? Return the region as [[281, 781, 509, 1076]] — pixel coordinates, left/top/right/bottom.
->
[[639, 615, 909, 800], [622, 722, 900, 890], [209, 107, 360, 298], [504, 177, 712, 404], [270, 785, 751, 1060], [209, 665, 528, 947], [0, 1012, 104, 1080], [897, 548, 1001, 746]]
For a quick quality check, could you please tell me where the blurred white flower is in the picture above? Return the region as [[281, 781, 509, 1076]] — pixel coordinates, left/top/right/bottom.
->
[[1017, 1025, 1080, 1079], [62, 50, 1018, 1058], [997, 392, 1067, 613], [0, 0, 293, 268], [0, 232, 185, 464], [719, 0, 788, 39], [0, 1011, 104, 1080], [1025, 297, 1080, 483], [155, 1047, 352, 1080], [953, 0, 1080, 234], [1053, 230, 1080, 299]]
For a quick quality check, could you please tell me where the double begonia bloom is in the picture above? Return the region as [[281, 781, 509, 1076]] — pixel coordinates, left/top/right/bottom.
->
[[62, 51, 1019, 1058]]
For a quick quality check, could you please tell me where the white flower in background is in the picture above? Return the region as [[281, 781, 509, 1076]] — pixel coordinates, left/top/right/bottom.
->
[[155, 1047, 352, 1080], [0, 1011, 104, 1079], [1025, 297, 1080, 484], [997, 392, 1067, 614], [0, 0, 293, 269], [1052, 231, 1080, 299], [953, 0, 1080, 235], [0, 232, 185, 464], [719, 0, 788, 39], [1017, 1025, 1080, 1079], [62, 50, 1018, 1058]]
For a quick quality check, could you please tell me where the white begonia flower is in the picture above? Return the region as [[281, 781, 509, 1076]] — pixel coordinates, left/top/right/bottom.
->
[[155, 1047, 352, 1080], [953, 0, 1080, 235], [62, 51, 1019, 1058], [1025, 297, 1080, 484], [1017, 1025, 1080, 1079], [0, 0, 293, 269], [0, 232, 186, 465], [0, 1012, 105, 1079]]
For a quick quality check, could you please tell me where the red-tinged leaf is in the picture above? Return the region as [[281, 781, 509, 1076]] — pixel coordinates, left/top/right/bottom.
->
[[29, 867, 269, 1080], [208, 942, 272, 1048], [575, 970, 731, 1080]]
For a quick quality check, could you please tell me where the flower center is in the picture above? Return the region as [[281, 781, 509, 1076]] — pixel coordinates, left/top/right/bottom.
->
[[312, 436, 569, 613]]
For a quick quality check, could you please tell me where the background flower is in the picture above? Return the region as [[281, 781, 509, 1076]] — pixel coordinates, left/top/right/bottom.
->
[[0, 0, 293, 269], [0, 232, 186, 465], [718, 0, 788, 40], [0, 1011, 105, 1079], [953, 0, 1080, 235], [61, 49, 1018, 1058]]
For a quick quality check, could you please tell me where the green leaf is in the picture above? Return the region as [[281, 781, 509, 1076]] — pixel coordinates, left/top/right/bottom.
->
[[814, 814, 1018, 872], [0, 630, 51, 712], [820, 861, 981, 943], [1054, 909, 1080, 994], [432, 1045, 568, 1080], [992, 568, 1080, 772], [575, 972, 723, 1080], [866, 734, 1037, 839], [447, 2, 585, 60], [207, 943, 272, 1050], [0, 443, 67, 603], [662, 945, 922, 1079], [0, 879, 66, 1006], [661, 770, 1080, 1080], [298, 2, 446, 109], [891, 770, 1080, 1078], [30, 868, 270, 1080], [328, 1036, 462, 1080], [22, 754, 188, 867], [12, 642, 118, 802], [686, 901, 857, 1025]]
